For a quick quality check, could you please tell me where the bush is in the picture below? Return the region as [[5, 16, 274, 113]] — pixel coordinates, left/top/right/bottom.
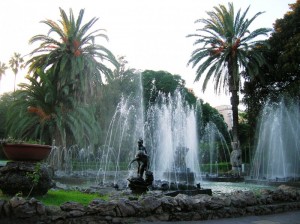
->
[[201, 162, 231, 174]]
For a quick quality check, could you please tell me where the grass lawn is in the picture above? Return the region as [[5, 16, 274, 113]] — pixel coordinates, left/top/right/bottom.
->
[[0, 189, 108, 206]]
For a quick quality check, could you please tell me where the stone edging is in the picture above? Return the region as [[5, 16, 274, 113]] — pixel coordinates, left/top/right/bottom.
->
[[0, 185, 300, 223]]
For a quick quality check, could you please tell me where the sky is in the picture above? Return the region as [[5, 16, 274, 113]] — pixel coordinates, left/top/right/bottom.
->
[[0, 0, 295, 107]]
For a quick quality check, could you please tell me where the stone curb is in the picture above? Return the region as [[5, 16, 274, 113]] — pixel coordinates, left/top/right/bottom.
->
[[0, 185, 300, 223]]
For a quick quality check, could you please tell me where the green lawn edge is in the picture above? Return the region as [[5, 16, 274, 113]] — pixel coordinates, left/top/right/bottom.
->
[[0, 189, 108, 206]]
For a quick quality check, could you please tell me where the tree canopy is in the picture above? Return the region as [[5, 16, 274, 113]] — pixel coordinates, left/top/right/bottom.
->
[[142, 70, 196, 106], [27, 8, 118, 103], [187, 2, 270, 148], [243, 0, 300, 131], [4, 8, 118, 147]]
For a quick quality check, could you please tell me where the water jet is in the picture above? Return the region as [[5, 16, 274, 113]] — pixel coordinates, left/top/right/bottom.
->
[[248, 99, 300, 184]]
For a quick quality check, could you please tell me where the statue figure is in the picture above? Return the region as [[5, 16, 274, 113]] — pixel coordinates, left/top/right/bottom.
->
[[230, 141, 242, 175], [128, 138, 149, 179]]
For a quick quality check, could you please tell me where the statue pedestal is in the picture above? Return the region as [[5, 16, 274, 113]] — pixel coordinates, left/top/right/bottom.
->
[[127, 171, 153, 193], [163, 171, 195, 184], [0, 161, 53, 196]]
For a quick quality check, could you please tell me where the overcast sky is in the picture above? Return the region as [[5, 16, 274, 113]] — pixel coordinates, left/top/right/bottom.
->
[[0, 0, 294, 106]]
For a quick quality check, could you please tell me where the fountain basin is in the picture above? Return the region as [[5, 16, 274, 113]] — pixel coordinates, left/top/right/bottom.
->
[[163, 171, 195, 184], [202, 174, 244, 182]]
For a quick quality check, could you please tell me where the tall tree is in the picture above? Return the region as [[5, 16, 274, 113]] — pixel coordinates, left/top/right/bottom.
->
[[243, 0, 300, 132], [142, 70, 190, 106], [27, 8, 118, 103], [96, 56, 140, 141], [0, 62, 8, 83], [6, 69, 100, 147], [187, 2, 270, 150], [9, 52, 24, 92], [0, 63, 9, 145]]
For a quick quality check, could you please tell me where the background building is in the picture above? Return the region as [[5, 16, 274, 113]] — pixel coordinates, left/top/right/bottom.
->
[[215, 105, 233, 130]]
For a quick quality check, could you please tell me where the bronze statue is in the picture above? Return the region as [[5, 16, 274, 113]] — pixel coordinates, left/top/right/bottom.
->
[[128, 138, 148, 179]]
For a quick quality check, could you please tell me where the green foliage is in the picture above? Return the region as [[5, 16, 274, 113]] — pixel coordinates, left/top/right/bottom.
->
[[5, 8, 119, 147], [201, 162, 231, 173], [27, 163, 41, 186], [0, 62, 8, 81], [142, 70, 196, 106], [0, 93, 14, 159], [0, 93, 14, 139], [243, 1, 300, 139], [27, 7, 118, 103], [187, 2, 271, 145], [187, 2, 270, 92], [0, 137, 41, 144], [200, 102, 231, 145], [141, 70, 230, 163], [9, 52, 24, 92], [237, 111, 252, 163], [95, 56, 141, 143], [6, 69, 100, 147], [0, 190, 10, 200], [199, 138, 231, 164], [71, 161, 128, 171], [26, 163, 41, 198]]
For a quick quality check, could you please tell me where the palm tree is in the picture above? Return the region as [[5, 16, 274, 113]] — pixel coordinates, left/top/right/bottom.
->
[[0, 62, 8, 82], [0, 62, 8, 94], [187, 2, 271, 151], [27, 7, 118, 102], [9, 53, 24, 92], [7, 69, 100, 147], [6, 67, 101, 170]]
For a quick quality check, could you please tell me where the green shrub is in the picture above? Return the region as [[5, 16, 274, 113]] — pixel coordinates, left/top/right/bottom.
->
[[201, 162, 231, 173]]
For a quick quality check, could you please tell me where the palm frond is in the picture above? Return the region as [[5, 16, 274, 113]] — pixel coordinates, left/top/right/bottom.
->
[[187, 2, 270, 94]]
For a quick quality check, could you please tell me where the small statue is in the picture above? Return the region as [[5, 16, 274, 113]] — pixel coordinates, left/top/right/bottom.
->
[[128, 138, 149, 179], [230, 141, 242, 175]]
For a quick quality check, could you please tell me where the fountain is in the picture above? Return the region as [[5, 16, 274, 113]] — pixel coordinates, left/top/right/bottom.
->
[[47, 74, 146, 187], [163, 145, 194, 182], [202, 122, 231, 175], [90, 86, 205, 192], [200, 121, 239, 181], [47, 74, 212, 194], [97, 95, 145, 185], [249, 99, 300, 184], [144, 90, 201, 188]]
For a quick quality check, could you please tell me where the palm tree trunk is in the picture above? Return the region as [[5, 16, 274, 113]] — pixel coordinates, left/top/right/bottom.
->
[[230, 89, 242, 174], [14, 74, 16, 92], [230, 90, 239, 145], [228, 57, 242, 173], [228, 55, 240, 148]]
